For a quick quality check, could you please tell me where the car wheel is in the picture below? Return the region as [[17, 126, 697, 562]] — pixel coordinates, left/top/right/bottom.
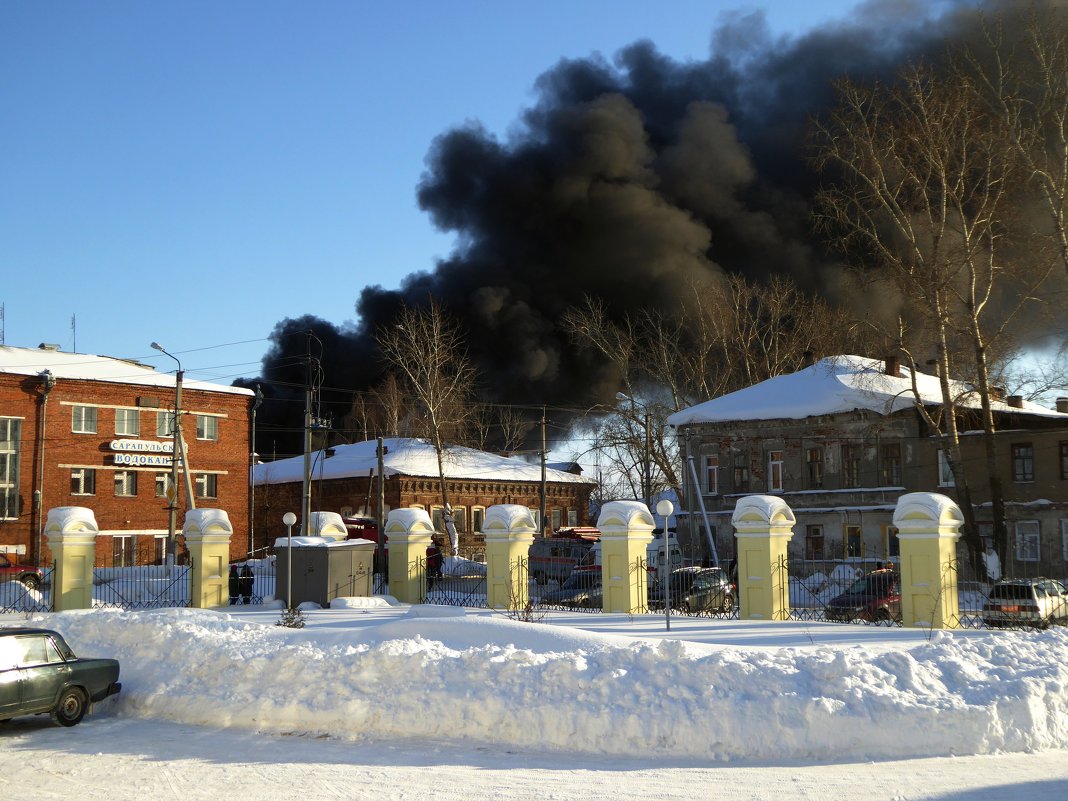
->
[[52, 687, 87, 727], [20, 574, 40, 591], [872, 608, 891, 624]]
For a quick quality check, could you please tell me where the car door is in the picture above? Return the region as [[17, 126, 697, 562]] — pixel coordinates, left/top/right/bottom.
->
[[0, 637, 23, 717], [14, 634, 71, 714]]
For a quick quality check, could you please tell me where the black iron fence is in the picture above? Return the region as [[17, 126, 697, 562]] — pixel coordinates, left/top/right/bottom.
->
[[0, 566, 53, 614], [92, 565, 192, 609]]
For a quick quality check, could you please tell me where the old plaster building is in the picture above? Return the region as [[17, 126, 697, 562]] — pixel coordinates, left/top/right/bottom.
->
[[667, 355, 1068, 578], [0, 344, 254, 566], [252, 437, 596, 554]]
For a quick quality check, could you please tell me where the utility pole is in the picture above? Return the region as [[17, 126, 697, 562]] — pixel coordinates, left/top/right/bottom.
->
[[644, 412, 652, 509], [539, 406, 547, 537], [301, 333, 313, 536], [376, 436, 386, 585]]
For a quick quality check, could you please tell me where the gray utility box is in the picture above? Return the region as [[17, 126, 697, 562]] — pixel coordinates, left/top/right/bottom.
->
[[276, 540, 377, 608]]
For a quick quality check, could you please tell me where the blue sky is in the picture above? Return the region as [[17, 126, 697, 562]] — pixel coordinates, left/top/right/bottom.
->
[[1, 1, 865, 385]]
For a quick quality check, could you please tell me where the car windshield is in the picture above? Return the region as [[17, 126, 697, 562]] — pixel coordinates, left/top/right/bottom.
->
[[989, 583, 1033, 601], [845, 572, 895, 596], [561, 571, 600, 590]]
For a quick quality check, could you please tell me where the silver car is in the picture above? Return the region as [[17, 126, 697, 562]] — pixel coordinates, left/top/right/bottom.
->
[[982, 578, 1068, 629]]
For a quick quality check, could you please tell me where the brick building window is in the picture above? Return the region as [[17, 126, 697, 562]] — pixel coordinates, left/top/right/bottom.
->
[[846, 525, 863, 557], [72, 405, 97, 434], [0, 418, 20, 520], [196, 415, 219, 441], [155, 473, 172, 498], [111, 535, 135, 568], [551, 508, 562, 530], [805, 525, 824, 560], [733, 465, 750, 492], [71, 468, 96, 496], [194, 473, 217, 499], [1061, 443, 1068, 480], [1015, 520, 1040, 561], [114, 471, 137, 497], [156, 411, 175, 437], [567, 508, 578, 526], [704, 455, 719, 494], [115, 408, 139, 436], [880, 443, 901, 486], [767, 451, 784, 493], [1012, 443, 1035, 482], [841, 444, 860, 488], [453, 506, 468, 533], [472, 506, 485, 535], [937, 450, 955, 486], [806, 447, 824, 489]]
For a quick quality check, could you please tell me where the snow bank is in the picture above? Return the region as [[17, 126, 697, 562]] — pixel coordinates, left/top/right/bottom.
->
[[15, 609, 1068, 763]]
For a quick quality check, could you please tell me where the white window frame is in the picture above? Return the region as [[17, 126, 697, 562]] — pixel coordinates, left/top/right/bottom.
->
[[0, 418, 20, 520], [194, 473, 218, 499], [768, 451, 784, 493], [114, 470, 137, 497], [567, 508, 578, 526], [472, 506, 486, 535], [72, 405, 97, 434], [196, 414, 219, 441], [115, 408, 140, 436], [156, 411, 175, 437], [155, 472, 173, 499], [937, 449, 955, 487], [71, 467, 96, 496], [1015, 520, 1040, 562], [704, 455, 719, 495]]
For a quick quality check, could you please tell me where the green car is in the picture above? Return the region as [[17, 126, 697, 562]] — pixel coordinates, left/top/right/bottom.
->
[[0, 628, 121, 727]]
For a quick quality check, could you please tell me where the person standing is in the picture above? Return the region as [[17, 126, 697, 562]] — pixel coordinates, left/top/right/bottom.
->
[[228, 564, 240, 605], [239, 564, 254, 604], [426, 539, 443, 590]]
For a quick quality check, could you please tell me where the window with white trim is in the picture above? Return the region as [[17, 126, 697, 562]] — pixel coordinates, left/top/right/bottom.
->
[[704, 455, 719, 494], [1015, 520, 1040, 562], [1012, 443, 1035, 482], [115, 408, 140, 436], [567, 508, 578, 526], [472, 506, 485, 534], [431, 506, 446, 533], [937, 450, 955, 486], [0, 418, 21, 520], [155, 473, 172, 498], [114, 470, 137, 497], [72, 405, 97, 434], [768, 451, 784, 493], [551, 508, 562, 530], [196, 415, 219, 441], [71, 468, 96, 495], [453, 506, 468, 533], [194, 473, 217, 499], [156, 411, 175, 437]]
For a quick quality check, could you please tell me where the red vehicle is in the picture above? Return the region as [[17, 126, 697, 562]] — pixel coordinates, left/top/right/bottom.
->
[[0, 553, 44, 590], [343, 516, 381, 543]]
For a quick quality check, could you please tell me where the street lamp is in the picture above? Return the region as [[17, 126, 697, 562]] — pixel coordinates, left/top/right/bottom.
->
[[656, 499, 674, 631], [151, 342, 184, 564], [282, 511, 297, 609]]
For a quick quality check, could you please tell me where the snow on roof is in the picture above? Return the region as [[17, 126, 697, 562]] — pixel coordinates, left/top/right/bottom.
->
[[0, 344, 253, 396], [253, 437, 597, 486], [667, 355, 1067, 426]]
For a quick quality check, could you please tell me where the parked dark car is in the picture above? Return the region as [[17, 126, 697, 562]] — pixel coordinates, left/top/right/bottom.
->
[[539, 566, 602, 608], [0, 554, 44, 590], [982, 578, 1068, 629], [0, 628, 121, 726], [648, 567, 735, 614], [825, 568, 901, 623]]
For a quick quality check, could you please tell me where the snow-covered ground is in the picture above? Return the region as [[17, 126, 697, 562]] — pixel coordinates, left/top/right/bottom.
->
[[2, 599, 1067, 800]]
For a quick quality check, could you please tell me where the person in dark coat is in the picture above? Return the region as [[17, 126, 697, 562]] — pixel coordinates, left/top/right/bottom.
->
[[426, 539, 444, 590], [228, 564, 240, 605], [239, 564, 254, 604]]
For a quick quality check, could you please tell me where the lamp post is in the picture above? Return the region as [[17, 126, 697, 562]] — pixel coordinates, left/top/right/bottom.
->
[[656, 499, 674, 631], [151, 342, 184, 563], [282, 511, 297, 609]]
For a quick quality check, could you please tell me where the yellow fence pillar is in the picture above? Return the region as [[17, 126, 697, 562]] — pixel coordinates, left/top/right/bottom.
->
[[384, 508, 435, 604], [44, 506, 99, 612], [483, 504, 536, 610], [893, 492, 963, 629], [732, 495, 795, 621], [596, 501, 655, 614], [184, 509, 234, 609]]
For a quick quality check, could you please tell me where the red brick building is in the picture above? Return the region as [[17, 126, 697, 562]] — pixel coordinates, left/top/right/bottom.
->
[[253, 438, 596, 555], [0, 344, 254, 566]]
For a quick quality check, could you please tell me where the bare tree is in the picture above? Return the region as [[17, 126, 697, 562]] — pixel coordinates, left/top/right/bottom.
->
[[376, 299, 476, 554]]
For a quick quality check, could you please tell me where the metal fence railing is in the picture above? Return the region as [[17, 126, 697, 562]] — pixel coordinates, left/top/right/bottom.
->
[[0, 566, 54, 614], [93, 565, 192, 609]]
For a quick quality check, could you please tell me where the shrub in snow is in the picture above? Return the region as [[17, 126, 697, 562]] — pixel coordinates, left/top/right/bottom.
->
[[276, 607, 305, 628]]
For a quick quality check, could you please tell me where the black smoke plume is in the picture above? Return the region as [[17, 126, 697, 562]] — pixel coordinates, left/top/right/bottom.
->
[[239, 0, 1043, 458]]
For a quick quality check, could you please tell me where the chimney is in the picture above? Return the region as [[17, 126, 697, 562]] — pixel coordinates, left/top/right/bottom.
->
[[1057, 397, 1068, 414], [1006, 395, 1024, 409], [990, 386, 1005, 402], [884, 356, 900, 377]]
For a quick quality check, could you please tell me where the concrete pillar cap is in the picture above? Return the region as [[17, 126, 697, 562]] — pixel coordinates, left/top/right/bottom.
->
[[892, 492, 964, 533], [483, 504, 537, 537], [182, 508, 233, 536], [307, 511, 347, 540], [384, 508, 435, 536], [732, 495, 796, 530], [44, 506, 100, 536], [596, 500, 655, 534]]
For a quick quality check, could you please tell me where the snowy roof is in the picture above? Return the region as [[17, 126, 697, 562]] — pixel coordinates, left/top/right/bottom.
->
[[668, 355, 1067, 426], [0, 344, 253, 396], [254, 437, 597, 486]]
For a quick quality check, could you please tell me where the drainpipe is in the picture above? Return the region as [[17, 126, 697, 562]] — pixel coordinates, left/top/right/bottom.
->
[[35, 370, 56, 568]]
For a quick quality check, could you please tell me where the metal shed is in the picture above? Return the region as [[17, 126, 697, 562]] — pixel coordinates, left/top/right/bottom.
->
[[276, 539, 376, 608]]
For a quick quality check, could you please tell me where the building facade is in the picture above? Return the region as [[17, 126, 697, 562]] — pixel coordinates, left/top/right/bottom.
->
[[0, 344, 254, 566], [253, 438, 596, 555], [668, 356, 1068, 579]]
